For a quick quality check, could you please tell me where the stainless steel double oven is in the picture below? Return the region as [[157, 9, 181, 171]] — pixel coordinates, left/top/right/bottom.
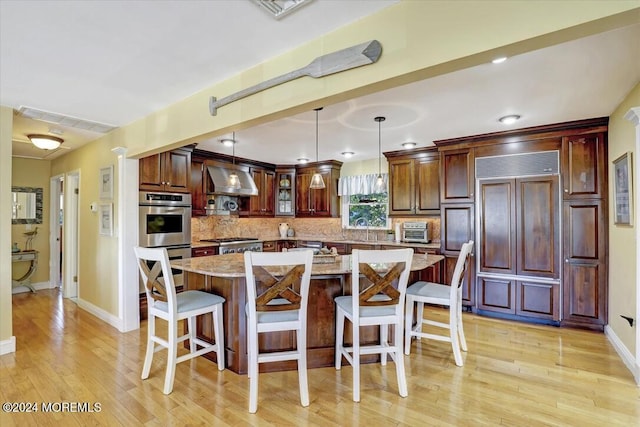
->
[[139, 191, 191, 286]]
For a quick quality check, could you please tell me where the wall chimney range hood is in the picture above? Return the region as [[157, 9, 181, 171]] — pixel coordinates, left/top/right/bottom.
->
[[206, 165, 259, 196]]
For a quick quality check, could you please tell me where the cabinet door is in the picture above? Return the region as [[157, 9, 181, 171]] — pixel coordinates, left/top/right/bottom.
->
[[562, 200, 607, 327], [388, 158, 415, 215], [190, 158, 206, 216], [139, 153, 165, 191], [164, 150, 191, 193], [477, 276, 515, 314], [516, 280, 559, 321], [479, 179, 516, 275], [262, 170, 275, 215], [516, 176, 559, 279], [562, 133, 606, 199], [416, 157, 440, 214], [295, 172, 312, 216], [441, 148, 475, 203], [444, 254, 475, 306], [441, 203, 475, 306], [249, 169, 275, 216], [310, 170, 332, 216]]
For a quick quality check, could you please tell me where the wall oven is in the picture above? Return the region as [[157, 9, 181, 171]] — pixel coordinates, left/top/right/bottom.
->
[[139, 191, 192, 287]]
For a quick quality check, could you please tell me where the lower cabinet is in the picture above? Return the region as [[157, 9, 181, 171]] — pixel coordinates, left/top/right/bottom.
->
[[262, 241, 277, 252], [477, 276, 559, 321], [277, 240, 298, 252]]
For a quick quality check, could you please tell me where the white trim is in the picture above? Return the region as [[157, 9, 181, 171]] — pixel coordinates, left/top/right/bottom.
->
[[76, 297, 123, 331], [11, 281, 56, 294], [605, 325, 639, 386], [49, 174, 63, 290], [0, 336, 16, 355]]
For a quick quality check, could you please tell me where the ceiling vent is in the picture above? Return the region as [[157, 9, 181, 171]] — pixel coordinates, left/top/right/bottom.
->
[[18, 106, 117, 134], [250, 0, 314, 19]]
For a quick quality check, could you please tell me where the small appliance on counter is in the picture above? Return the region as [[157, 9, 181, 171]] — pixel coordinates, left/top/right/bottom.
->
[[402, 221, 431, 243]]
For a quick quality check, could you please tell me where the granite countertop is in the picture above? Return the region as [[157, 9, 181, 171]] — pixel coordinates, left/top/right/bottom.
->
[[172, 253, 443, 278], [191, 238, 440, 250]]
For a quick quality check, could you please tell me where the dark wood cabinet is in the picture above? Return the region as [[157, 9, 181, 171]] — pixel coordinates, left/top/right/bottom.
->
[[192, 246, 218, 257], [562, 199, 607, 328], [262, 241, 277, 252], [275, 168, 295, 217], [323, 242, 347, 255], [295, 161, 341, 217], [440, 148, 474, 203], [249, 168, 275, 216], [277, 240, 297, 252], [190, 156, 206, 216], [562, 133, 606, 199], [441, 203, 475, 306], [386, 148, 439, 216], [139, 148, 192, 193]]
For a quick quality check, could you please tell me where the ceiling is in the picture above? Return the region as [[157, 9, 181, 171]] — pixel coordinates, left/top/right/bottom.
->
[[2, 1, 639, 164]]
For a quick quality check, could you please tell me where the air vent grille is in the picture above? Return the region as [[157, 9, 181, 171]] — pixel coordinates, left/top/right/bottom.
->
[[476, 151, 559, 179], [18, 106, 117, 134]]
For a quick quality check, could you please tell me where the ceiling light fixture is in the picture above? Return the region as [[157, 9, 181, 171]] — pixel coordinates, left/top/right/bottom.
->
[[492, 57, 507, 64], [297, 158, 309, 164], [309, 108, 326, 190], [374, 116, 386, 192], [220, 137, 235, 147], [225, 132, 241, 189], [402, 142, 417, 149], [341, 151, 355, 158], [28, 134, 64, 150], [499, 115, 521, 125]]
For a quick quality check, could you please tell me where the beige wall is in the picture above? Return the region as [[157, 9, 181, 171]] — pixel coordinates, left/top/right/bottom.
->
[[50, 141, 120, 315], [11, 158, 51, 286], [2, 1, 638, 342], [1, 107, 13, 346], [608, 82, 640, 356]]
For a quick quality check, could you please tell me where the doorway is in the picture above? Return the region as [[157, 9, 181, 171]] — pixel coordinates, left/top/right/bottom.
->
[[49, 175, 63, 289], [55, 171, 79, 299]]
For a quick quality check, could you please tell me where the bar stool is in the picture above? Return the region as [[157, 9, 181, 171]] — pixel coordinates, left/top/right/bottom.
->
[[243, 249, 314, 413], [134, 246, 225, 394]]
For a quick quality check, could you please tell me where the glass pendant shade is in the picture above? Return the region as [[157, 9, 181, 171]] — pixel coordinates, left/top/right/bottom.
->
[[375, 174, 385, 192], [310, 172, 325, 189], [374, 116, 386, 192], [309, 107, 326, 189], [225, 131, 241, 189]]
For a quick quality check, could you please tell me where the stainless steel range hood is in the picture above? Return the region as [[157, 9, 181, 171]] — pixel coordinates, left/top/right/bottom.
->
[[206, 165, 259, 196]]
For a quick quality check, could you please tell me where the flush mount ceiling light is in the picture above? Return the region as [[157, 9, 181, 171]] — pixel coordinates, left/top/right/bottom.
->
[[309, 107, 326, 190], [297, 158, 309, 164], [27, 134, 63, 150], [374, 116, 386, 192], [402, 142, 417, 149], [341, 151, 355, 158], [492, 57, 507, 64], [251, 0, 314, 20], [220, 137, 235, 147], [225, 132, 241, 189], [499, 115, 521, 125]]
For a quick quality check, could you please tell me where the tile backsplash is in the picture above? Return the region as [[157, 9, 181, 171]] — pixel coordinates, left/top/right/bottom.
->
[[192, 216, 440, 243]]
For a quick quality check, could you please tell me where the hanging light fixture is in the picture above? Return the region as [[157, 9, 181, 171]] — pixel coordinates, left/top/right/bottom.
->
[[374, 116, 386, 192], [309, 107, 325, 189], [28, 134, 63, 150], [225, 132, 241, 189]]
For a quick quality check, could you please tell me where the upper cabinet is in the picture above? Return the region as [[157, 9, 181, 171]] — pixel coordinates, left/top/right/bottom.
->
[[275, 168, 295, 217], [190, 155, 207, 216], [140, 147, 192, 193], [248, 167, 275, 216], [440, 148, 475, 203], [385, 148, 440, 216], [295, 161, 342, 217], [561, 132, 607, 199]]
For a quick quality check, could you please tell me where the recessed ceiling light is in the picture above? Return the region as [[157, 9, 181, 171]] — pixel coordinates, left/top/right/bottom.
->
[[297, 158, 309, 164], [220, 138, 235, 147], [492, 57, 507, 64], [341, 151, 355, 158], [402, 142, 417, 149], [499, 115, 521, 125]]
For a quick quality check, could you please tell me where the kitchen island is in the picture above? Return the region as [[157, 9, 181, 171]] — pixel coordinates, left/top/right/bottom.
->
[[171, 252, 443, 374]]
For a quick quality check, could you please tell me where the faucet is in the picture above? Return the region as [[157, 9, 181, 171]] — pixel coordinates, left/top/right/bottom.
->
[[355, 217, 369, 241]]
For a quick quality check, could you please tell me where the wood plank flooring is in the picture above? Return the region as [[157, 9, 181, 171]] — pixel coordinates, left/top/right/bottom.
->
[[1, 289, 638, 426]]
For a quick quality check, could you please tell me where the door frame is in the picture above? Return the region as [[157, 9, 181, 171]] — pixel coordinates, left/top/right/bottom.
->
[[63, 171, 80, 299], [49, 174, 64, 289]]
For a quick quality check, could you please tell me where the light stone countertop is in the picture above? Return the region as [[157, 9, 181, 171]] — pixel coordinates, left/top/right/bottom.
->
[[172, 253, 444, 278], [191, 238, 440, 250]]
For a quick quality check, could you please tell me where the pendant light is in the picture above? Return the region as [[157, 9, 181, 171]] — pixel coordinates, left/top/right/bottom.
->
[[309, 107, 326, 189], [374, 116, 386, 192], [226, 132, 241, 189]]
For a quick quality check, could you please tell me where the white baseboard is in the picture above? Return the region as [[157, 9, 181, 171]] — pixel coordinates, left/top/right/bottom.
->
[[605, 325, 639, 386], [0, 336, 16, 355], [76, 298, 123, 331], [11, 281, 56, 294]]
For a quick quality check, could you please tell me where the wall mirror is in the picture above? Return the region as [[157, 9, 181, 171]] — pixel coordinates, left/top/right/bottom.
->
[[12, 186, 43, 224]]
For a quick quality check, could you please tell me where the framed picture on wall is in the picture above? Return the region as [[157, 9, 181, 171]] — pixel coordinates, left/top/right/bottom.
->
[[613, 152, 633, 226], [99, 203, 113, 236], [99, 165, 113, 200]]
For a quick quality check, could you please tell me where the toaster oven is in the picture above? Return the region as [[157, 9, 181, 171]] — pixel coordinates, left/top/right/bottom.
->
[[402, 221, 431, 243]]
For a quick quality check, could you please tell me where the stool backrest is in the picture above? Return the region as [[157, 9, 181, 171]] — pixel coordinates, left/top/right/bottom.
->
[[134, 246, 178, 312]]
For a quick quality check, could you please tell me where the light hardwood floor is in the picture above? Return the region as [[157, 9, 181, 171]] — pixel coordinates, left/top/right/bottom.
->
[[1, 288, 638, 426]]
